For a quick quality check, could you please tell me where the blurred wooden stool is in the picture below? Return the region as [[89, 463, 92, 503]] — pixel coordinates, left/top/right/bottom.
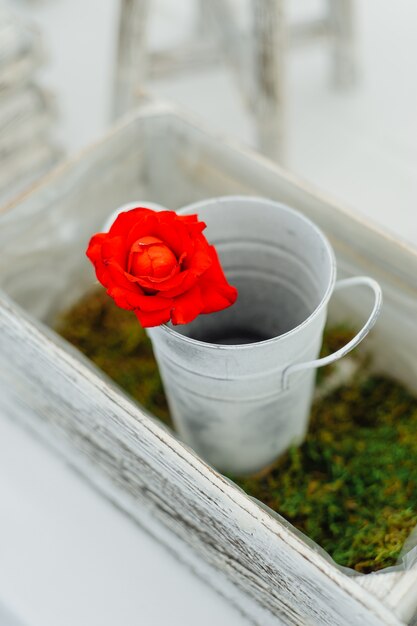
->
[[0, 6, 61, 204], [114, 0, 357, 162]]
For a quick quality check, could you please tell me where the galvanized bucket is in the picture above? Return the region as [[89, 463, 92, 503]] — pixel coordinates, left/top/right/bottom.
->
[[106, 197, 382, 475]]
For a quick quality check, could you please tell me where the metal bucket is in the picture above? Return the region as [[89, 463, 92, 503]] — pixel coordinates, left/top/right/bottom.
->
[[107, 197, 382, 475]]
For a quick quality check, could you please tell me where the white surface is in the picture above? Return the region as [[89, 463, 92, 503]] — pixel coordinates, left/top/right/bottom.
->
[[1, 1, 416, 624], [0, 413, 250, 626]]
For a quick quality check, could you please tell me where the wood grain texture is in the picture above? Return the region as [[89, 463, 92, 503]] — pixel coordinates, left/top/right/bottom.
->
[[113, 0, 150, 119], [113, 0, 357, 160], [0, 103, 416, 624], [327, 0, 358, 89], [251, 0, 285, 161], [0, 7, 60, 202]]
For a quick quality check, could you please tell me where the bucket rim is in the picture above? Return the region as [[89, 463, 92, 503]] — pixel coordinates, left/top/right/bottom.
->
[[152, 195, 337, 350]]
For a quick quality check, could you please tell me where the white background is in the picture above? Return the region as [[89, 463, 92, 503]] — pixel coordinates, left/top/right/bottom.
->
[[10, 0, 417, 244]]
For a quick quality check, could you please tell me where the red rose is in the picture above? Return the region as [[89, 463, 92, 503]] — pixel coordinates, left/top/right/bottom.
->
[[86, 207, 238, 327]]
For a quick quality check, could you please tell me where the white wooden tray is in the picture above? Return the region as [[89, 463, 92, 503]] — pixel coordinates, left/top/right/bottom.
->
[[0, 102, 416, 626]]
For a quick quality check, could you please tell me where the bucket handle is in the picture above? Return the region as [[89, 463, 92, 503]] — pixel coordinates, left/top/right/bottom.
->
[[282, 276, 382, 390]]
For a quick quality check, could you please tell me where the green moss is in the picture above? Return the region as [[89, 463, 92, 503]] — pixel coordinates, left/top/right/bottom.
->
[[236, 375, 417, 572], [56, 289, 170, 425], [56, 289, 417, 573]]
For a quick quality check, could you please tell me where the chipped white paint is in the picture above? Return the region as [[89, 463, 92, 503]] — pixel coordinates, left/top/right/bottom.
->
[[0, 103, 416, 625]]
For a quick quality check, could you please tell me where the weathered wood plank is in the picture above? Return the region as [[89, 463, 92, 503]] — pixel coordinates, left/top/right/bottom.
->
[[327, 0, 358, 89], [113, 0, 150, 119], [251, 0, 286, 161]]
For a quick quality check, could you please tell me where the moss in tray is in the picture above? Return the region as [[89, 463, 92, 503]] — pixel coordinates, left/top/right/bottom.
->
[[57, 289, 417, 573]]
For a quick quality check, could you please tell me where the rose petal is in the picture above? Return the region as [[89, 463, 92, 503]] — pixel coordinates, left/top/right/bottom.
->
[[155, 217, 195, 259], [200, 282, 238, 314], [199, 246, 237, 313], [106, 260, 142, 292], [124, 267, 195, 293], [153, 221, 185, 257], [126, 212, 159, 249], [177, 214, 200, 223], [94, 261, 112, 288], [101, 235, 128, 267], [184, 220, 207, 237], [184, 237, 212, 275], [107, 285, 173, 312], [135, 307, 172, 328], [202, 246, 231, 282], [159, 271, 197, 297], [106, 286, 136, 310], [86, 234, 112, 286], [123, 236, 212, 296], [86, 233, 107, 263], [109, 207, 153, 237], [171, 285, 204, 325]]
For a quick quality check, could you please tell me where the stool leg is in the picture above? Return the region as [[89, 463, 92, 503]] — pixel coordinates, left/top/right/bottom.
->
[[251, 0, 286, 162], [195, 0, 211, 37], [113, 0, 150, 119], [328, 0, 358, 89]]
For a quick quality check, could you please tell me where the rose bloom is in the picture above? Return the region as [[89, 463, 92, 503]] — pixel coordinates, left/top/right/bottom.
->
[[86, 207, 237, 327]]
